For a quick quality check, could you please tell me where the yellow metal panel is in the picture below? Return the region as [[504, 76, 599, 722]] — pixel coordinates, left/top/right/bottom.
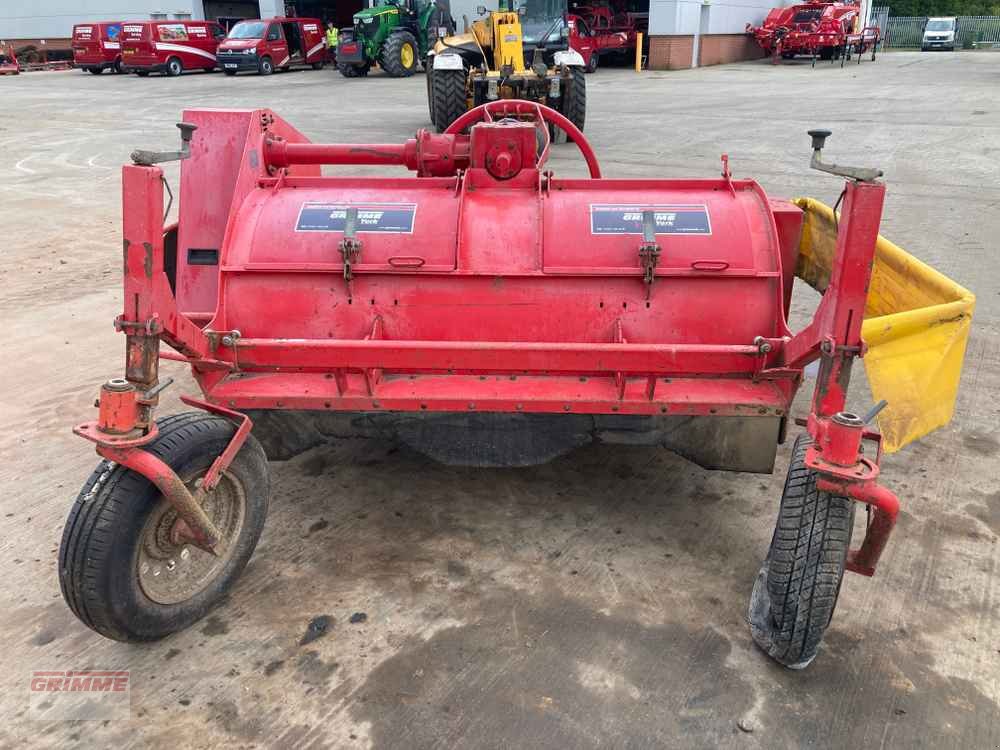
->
[[793, 198, 975, 453], [492, 12, 525, 72]]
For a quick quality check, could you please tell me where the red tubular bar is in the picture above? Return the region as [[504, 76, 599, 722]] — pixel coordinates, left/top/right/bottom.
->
[[818, 477, 900, 577], [231, 338, 765, 375], [97, 445, 222, 552], [264, 140, 409, 168]]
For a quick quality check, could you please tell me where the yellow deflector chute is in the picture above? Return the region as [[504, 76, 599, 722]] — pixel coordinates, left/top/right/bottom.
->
[[793, 198, 975, 453]]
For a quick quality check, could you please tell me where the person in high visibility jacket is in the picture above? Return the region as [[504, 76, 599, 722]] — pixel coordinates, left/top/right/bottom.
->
[[325, 22, 338, 62]]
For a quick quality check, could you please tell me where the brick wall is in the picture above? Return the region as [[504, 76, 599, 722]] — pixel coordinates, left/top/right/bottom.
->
[[698, 34, 767, 66], [648, 33, 765, 70], [647, 35, 694, 70]]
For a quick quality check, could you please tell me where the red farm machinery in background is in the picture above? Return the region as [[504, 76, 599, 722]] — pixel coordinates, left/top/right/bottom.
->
[[568, 1, 646, 72], [748, 0, 881, 65], [58, 102, 973, 671], [0, 42, 20, 74]]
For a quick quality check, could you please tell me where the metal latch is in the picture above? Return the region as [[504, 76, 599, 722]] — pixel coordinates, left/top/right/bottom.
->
[[131, 122, 197, 166], [638, 210, 660, 299], [807, 129, 883, 182], [339, 207, 362, 294]]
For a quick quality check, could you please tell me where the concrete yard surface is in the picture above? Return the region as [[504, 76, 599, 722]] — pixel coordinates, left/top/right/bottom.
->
[[0, 51, 998, 748]]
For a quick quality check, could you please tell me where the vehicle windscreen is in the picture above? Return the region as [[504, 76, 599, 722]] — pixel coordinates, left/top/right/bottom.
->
[[792, 9, 822, 23], [926, 20, 954, 31], [521, 0, 568, 46], [228, 21, 267, 39]]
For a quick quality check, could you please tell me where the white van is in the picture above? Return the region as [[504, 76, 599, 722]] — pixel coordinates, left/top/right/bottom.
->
[[922, 17, 957, 51]]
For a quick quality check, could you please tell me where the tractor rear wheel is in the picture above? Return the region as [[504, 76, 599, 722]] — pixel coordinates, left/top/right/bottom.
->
[[381, 31, 419, 77], [431, 67, 467, 133], [338, 61, 371, 77], [58, 412, 270, 642], [748, 435, 855, 669]]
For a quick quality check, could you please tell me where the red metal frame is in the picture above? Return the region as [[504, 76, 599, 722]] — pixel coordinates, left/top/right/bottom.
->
[[75, 102, 899, 573]]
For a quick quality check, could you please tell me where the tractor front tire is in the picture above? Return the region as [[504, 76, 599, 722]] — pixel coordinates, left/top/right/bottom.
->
[[426, 68, 436, 122], [338, 61, 370, 77], [561, 67, 587, 132], [58, 412, 270, 642], [431, 67, 467, 133], [381, 31, 419, 77], [748, 435, 855, 669]]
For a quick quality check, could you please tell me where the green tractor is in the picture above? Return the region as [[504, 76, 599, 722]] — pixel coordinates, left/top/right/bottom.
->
[[337, 0, 455, 77]]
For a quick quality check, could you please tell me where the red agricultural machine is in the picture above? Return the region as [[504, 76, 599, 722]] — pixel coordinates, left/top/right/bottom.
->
[[60, 103, 973, 669], [568, 1, 645, 72], [0, 42, 20, 74], [747, 0, 880, 65]]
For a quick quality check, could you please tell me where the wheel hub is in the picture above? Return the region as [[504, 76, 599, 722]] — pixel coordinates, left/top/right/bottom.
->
[[137, 471, 245, 605]]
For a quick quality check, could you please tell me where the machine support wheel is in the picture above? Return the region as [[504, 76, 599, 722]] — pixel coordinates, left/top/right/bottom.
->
[[381, 31, 419, 77], [258, 56, 274, 75], [166, 56, 183, 77], [58, 412, 270, 642], [431, 67, 467, 133], [748, 435, 855, 669]]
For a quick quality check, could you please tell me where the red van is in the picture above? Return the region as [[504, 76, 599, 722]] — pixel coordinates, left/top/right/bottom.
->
[[216, 17, 326, 75], [72, 22, 124, 74], [121, 20, 225, 77]]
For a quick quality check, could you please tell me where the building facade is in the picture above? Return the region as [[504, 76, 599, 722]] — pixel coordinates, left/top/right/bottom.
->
[[1, 0, 775, 68]]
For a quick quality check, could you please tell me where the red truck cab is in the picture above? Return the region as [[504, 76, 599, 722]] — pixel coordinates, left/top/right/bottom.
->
[[72, 22, 124, 74], [216, 17, 326, 76], [121, 20, 225, 77], [567, 11, 639, 72]]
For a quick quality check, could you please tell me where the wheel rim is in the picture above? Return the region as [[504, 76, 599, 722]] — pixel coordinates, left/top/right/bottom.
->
[[136, 470, 246, 605], [401, 42, 414, 69], [170, 61, 180, 74]]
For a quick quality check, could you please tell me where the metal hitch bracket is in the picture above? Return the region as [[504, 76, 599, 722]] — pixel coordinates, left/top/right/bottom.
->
[[638, 209, 660, 298], [131, 122, 198, 166], [807, 129, 883, 182]]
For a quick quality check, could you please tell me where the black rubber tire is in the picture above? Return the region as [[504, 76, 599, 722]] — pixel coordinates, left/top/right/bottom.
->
[[381, 31, 418, 77], [561, 66, 586, 133], [748, 435, 855, 669], [224, 69, 237, 76], [431, 67, 467, 133], [311, 61, 325, 70], [88, 67, 104, 75], [136, 70, 150, 77], [58, 412, 270, 642], [166, 56, 183, 77], [585, 52, 598, 73], [338, 61, 370, 77], [258, 56, 273, 75], [426, 67, 436, 122]]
